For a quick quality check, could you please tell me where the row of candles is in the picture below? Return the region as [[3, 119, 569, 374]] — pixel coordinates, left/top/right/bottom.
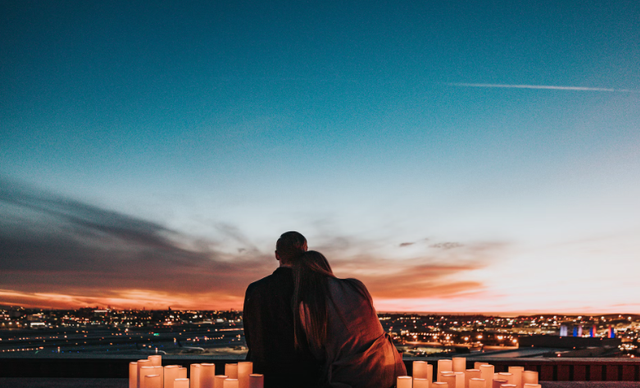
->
[[129, 355, 263, 388], [397, 358, 541, 388]]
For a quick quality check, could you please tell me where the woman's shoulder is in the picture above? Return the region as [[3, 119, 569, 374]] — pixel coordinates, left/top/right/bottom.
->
[[329, 277, 371, 298]]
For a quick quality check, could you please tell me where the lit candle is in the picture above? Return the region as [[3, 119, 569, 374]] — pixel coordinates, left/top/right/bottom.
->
[[164, 365, 180, 388], [452, 358, 466, 372], [145, 375, 162, 388], [523, 384, 541, 388], [508, 367, 524, 388], [138, 360, 152, 388], [433, 382, 449, 388], [441, 373, 456, 388], [140, 367, 157, 388], [492, 379, 507, 388], [174, 379, 189, 388], [238, 362, 253, 388], [454, 372, 465, 388], [214, 375, 228, 388], [474, 363, 488, 370], [501, 384, 517, 388], [248, 374, 263, 388], [498, 372, 514, 385], [438, 360, 453, 380], [190, 364, 201, 388], [225, 364, 238, 379], [398, 376, 413, 388], [149, 355, 163, 367], [413, 361, 431, 380], [130, 362, 138, 388], [414, 378, 429, 388], [469, 378, 485, 388], [200, 364, 216, 388], [440, 371, 454, 383], [465, 369, 481, 388], [479, 364, 494, 388], [522, 372, 538, 385], [223, 379, 239, 388]]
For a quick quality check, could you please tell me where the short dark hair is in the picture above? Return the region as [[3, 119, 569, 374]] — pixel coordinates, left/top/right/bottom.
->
[[276, 231, 308, 264]]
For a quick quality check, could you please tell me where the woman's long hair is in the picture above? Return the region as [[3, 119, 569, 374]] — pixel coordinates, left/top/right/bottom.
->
[[292, 250, 336, 353]]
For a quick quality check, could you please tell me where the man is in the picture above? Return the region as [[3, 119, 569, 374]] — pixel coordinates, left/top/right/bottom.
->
[[243, 231, 319, 388]]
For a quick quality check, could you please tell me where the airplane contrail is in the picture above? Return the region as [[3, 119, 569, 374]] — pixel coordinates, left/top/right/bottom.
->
[[446, 83, 640, 93]]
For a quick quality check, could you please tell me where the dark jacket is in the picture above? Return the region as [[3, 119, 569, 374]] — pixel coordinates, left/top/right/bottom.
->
[[243, 267, 320, 388]]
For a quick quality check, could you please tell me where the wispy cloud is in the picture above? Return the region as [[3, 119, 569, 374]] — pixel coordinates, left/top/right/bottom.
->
[[446, 83, 640, 93]]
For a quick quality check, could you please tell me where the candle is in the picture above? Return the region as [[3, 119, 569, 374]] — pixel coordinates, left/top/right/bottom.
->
[[248, 374, 263, 388], [414, 378, 429, 388], [522, 372, 538, 385], [129, 362, 138, 388], [174, 379, 189, 388], [398, 376, 413, 388], [178, 368, 187, 379], [145, 375, 162, 388], [190, 364, 201, 388], [433, 382, 449, 388], [501, 384, 517, 388], [454, 372, 465, 388], [238, 362, 253, 388], [200, 364, 216, 388], [508, 367, 524, 388], [441, 373, 456, 388], [479, 364, 494, 388], [225, 364, 238, 379], [138, 360, 152, 388], [164, 365, 180, 388], [465, 369, 481, 388], [413, 361, 432, 381], [492, 379, 507, 388], [452, 358, 466, 373], [469, 378, 485, 388], [498, 372, 514, 385], [140, 367, 157, 388], [474, 363, 488, 370], [523, 384, 541, 388], [154, 366, 164, 387], [223, 379, 239, 388], [438, 360, 453, 379], [149, 355, 163, 367], [214, 375, 228, 388]]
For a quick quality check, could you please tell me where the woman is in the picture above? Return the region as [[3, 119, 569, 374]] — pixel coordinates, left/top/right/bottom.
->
[[292, 251, 406, 388]]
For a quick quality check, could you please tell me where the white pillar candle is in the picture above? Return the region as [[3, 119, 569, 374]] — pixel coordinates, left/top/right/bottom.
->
[[522, 372, 538, 385], [413, 361, 432, 380], [452, 358, 466, 373], [508, 367, 524, 388], [414, 378, 429, 388], [149, 355, 163, 367], [454, 372, 465, 388], [214, 375, 228, 388], [145, 375, 163, 388], [501, 384, 517, 388], [178, 368, 187, 379], [441, 373, 456, 388], [433, 382, 448, 388], [398, 376, 413, 388], [248, 374, 263, 388], [174, 379, 189, 388], [164, 365, 180, 388], [223, 379, 239, 388], [474, 363, 488, 370], [438, 360, 453, 379], [469, 378, 485, 388], [200, 364, 216, 388], [130, 362, 138, 388], [138, 360, 152, 388], [523, 384, 541, 388], [479, 365, 494, 388], [440, 371, 454, 383], [492, 379, 507, 388], [498, 372, 514, 385], [238, 362, 253, 388], [140, 367, 157, 388], [190, 364, 201, 388], [225, 364, 238, 379], [465, 369, 481, 388]]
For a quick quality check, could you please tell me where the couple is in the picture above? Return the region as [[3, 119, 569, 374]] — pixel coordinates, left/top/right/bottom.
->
[[243, 232, 406, 388]]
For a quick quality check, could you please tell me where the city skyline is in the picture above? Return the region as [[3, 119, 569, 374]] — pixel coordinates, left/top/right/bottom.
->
[[1, 0, 639, 314]]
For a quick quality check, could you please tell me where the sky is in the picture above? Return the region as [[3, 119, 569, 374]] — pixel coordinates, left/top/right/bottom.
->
[[1, 0, 639, 314]]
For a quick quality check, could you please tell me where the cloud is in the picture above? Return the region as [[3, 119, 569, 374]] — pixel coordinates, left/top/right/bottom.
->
[[399, 242, 414, 247], [446, 83, 640, 93], [430, 242, 464, 250]]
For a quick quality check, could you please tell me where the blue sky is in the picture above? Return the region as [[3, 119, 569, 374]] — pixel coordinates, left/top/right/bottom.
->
[[1, 0, 639, 312]]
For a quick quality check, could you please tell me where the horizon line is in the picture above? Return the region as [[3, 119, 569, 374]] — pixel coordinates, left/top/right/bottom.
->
[[445, 82, 640, 93]]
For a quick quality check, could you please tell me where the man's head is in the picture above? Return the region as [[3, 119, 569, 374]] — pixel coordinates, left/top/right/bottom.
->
[[275, 231, 308, 266]]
